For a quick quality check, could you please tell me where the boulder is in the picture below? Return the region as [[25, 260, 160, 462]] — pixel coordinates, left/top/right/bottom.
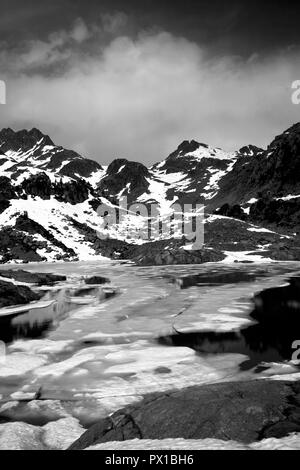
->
[[84, 276, 110, 285], [0, 280, 41, 308], [0, 227, 46, 263], [68, 380, 298, 449]]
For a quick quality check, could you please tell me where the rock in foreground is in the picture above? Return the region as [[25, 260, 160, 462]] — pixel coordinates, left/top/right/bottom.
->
[[0, 280, 41, 308], [69, 380, 300, 449]]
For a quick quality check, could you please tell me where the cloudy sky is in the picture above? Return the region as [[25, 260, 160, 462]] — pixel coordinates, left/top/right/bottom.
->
[[0, 0, 300, 164]]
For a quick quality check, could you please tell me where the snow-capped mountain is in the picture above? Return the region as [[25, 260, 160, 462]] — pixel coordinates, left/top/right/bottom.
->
[[0, 127, 104, 186], [149, 140, 238, 205], [0, 125, 299, 264]]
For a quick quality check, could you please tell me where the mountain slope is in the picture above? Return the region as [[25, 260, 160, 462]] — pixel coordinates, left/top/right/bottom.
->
[[0, 127, 104, 186], [209, 123, 300, 209], [0, 125, 299, 264]]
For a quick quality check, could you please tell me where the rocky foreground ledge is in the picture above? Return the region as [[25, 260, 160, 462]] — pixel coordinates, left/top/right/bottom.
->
[[2, 379, 300, 450], [0, 270, 112, 309], [0, 270, 67, 308], [68, 379, 300, 450]]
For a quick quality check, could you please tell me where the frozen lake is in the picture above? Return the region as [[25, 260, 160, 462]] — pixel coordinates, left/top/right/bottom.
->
[[0, 260, 300, 433]]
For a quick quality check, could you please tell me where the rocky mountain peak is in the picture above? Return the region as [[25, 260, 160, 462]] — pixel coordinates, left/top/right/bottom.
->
[[268, 122, 300, 152], [98, 158, 150, 203], [106, 158, 149, 177], [177, 140, 201, 154], [238, 145, 264, 157], [0, 127, 54, 153]]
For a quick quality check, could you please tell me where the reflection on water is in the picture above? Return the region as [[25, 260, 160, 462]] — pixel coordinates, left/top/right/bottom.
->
[[0, 289, 76, 343], [0, 285, 118, 344], [158, 274, 300, 371], [158, 323, 297, 371]]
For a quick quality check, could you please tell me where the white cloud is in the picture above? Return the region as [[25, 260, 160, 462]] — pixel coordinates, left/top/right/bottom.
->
[[0, 18, 299, 165]]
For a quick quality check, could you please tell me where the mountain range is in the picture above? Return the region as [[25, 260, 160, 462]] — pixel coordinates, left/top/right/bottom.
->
[[0, 124, 299, 265]]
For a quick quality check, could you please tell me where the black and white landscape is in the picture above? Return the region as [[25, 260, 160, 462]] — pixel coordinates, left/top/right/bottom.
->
[[1, 0, 300, 452]]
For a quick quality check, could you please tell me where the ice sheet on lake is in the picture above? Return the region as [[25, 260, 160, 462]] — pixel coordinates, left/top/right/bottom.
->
[[1, 261, 300, 443]]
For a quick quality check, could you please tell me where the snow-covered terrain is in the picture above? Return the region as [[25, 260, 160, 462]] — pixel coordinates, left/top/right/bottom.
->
[[0, 125, 299, 264]]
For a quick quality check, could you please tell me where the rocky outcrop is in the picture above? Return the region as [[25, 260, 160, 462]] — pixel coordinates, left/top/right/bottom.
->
[[0, 213, 80, 263], [0, 176, 15, 214], [59, 158, 102, 179], [97, 158, 150, 204], [132, 246, 225, 266], [0, 280, 41, 308], [21, 173, 52, 199], [0, 269, 66, 285], [249, 195, 300, 228], [238, 145, 264, 158], [53, 179, 92, 204], [0, 176, 15, 200], [84, 276, 110, 285], [205, 216, 299, 253], [68, 380, 300, 449], [260, 245, 300, 261], [96, 237, 225, 265], [0, 227, 46, 263], [15, 214, 76, 258], [0, 200, 10, 214], [215, 203, 246, 221], [209, 123, 300, 210], [0, 128, 54, 154]]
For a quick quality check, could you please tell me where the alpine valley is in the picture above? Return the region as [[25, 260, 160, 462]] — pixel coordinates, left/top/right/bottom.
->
[[0, 123, 300, 265]]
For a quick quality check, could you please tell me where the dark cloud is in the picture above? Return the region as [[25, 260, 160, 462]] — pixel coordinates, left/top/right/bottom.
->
[[0, 3, 299, 165], [1, 0, 300, 56]]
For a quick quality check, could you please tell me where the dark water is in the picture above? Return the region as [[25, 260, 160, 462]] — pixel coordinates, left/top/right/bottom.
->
[[158, 274, 300, 370], [0, 285, 117, 343]]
